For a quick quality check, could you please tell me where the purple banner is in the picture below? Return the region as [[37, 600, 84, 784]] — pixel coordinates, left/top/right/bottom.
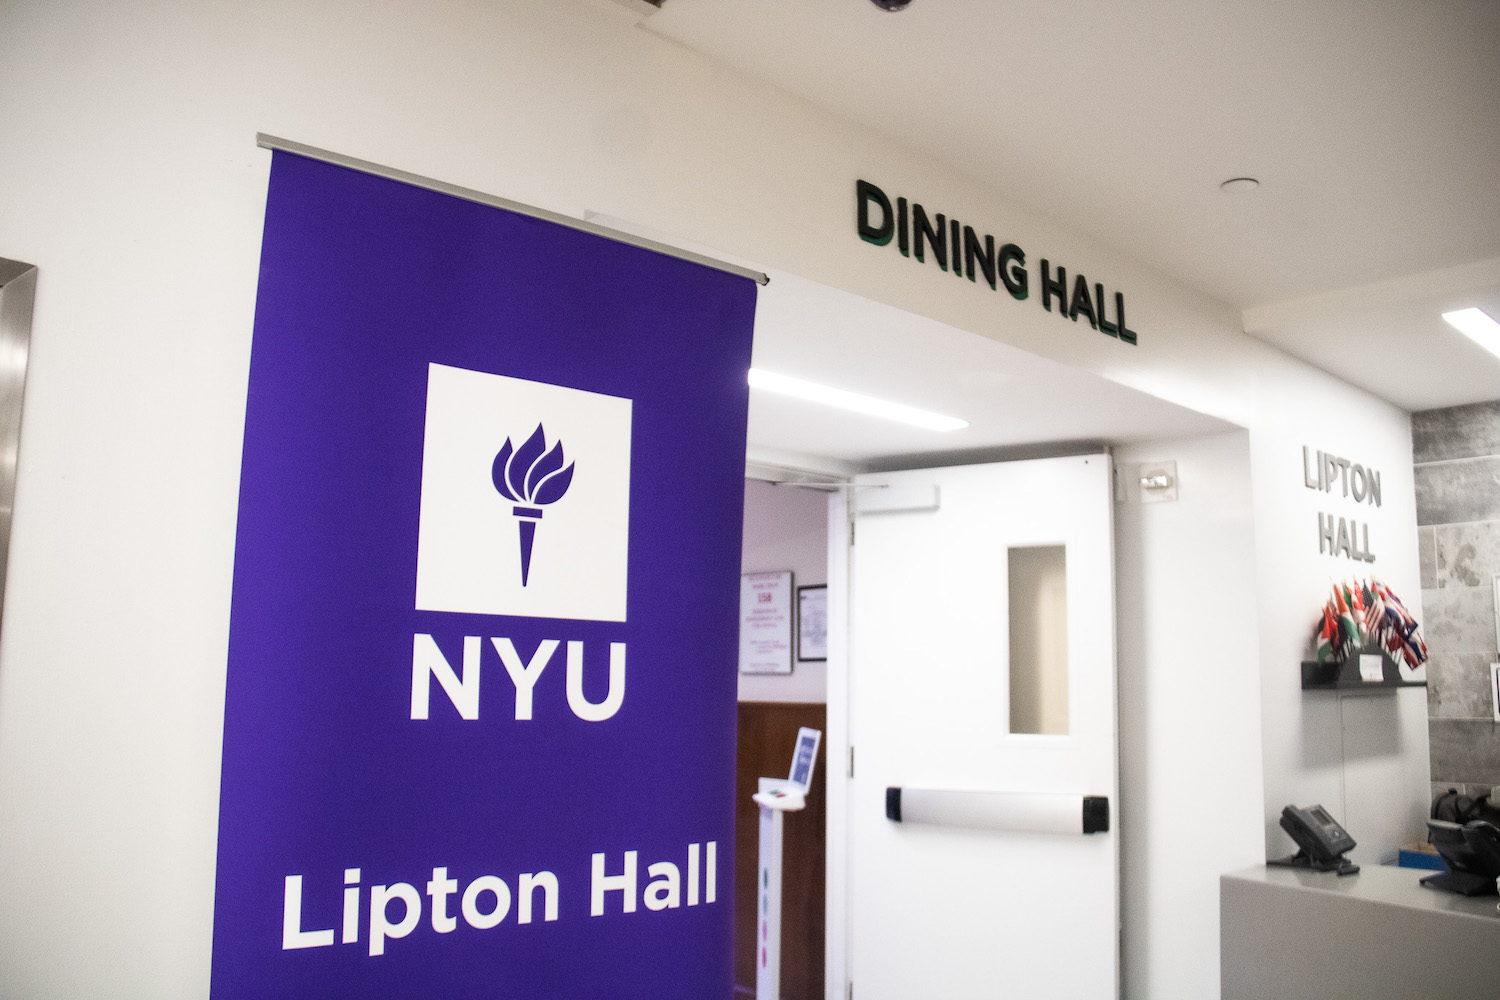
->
[[211, 151, 757, 998]]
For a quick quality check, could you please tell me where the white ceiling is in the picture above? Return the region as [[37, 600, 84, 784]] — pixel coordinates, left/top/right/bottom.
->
[[746, 269, 1233, 475], [644, 0, 1500, 412], [1243, 257, 1500, 411]]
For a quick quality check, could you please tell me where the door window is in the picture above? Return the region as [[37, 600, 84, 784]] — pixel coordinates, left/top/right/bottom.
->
[[1008, 545, 1068, 735]]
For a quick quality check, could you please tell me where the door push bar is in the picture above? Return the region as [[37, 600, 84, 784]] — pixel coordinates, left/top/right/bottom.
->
[[885, 788, 1109, 835]]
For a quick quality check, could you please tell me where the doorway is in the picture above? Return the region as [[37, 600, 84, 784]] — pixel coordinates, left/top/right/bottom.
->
[[584, 215, 1247, 999], [845, 456, 1118, 999], [735, 269, 1240, 1000], [735, 477, 831, 999]]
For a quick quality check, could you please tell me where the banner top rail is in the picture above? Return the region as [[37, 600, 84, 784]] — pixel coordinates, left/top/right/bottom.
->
[[256, 133, 771, 287]]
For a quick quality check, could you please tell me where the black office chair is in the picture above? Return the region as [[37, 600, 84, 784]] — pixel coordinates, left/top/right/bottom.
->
[[1422, 819, 1500, 896]]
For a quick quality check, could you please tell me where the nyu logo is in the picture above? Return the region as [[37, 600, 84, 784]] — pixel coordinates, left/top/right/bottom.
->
[[492, 425, 575, 586], [415, 364, 632, 622]]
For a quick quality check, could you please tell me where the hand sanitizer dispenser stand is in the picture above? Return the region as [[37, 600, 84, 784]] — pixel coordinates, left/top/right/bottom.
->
[[750, 727, 821, 1000]]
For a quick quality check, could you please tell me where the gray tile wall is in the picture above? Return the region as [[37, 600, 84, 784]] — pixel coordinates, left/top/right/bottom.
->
[[1413, 400, 1500, 796]]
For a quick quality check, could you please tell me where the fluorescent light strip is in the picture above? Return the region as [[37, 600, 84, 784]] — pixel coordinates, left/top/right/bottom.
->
[[748, 368, 968, 432], [1443, 308, 1500, 359]]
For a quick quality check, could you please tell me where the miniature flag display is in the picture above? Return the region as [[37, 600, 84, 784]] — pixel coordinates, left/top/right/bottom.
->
[[1310, 577, 1427, 669]]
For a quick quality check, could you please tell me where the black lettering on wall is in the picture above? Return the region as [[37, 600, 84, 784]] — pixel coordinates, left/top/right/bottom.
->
[[1040, 259, 1067, 313], [856, 180, 894, 246], [913, 204, 948, 271], [1069, 274, 1097, 329], [1115, 292, 1138, 345], [1096, 284, 1119, 337], [964, 227, 996, 289], [848, 181, 1136, 345], [1000, 244, 1028, 300]]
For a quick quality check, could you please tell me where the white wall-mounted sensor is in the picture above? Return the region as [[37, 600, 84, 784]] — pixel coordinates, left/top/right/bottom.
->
[[1139, 460, 1178, 503]]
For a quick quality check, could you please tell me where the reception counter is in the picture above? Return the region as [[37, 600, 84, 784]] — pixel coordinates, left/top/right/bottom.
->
[[1221, 863, 1500, 999]]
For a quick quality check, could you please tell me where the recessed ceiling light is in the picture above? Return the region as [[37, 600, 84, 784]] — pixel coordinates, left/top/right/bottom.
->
[[748, 368, 967, 432], [1219, 177, 1260, 193], [1442, 307, 1500, 359]]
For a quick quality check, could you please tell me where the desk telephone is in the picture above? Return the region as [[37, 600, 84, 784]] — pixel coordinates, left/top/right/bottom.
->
[[1268, 804, 1359, 876]]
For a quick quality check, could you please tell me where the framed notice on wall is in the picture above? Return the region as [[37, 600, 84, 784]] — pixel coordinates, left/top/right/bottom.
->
[[798, 584, 828, 662], [740, 571, 793, 674]]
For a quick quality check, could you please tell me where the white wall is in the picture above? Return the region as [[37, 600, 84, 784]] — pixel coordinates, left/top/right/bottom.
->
[[0, 2, 1424, 997], [1115, 431, 1265, 1000], [739, 479, 828, 703], [1247, 353, 1429, 865]]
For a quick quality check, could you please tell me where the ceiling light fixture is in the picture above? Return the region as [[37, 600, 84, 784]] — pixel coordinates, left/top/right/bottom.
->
[[1442, 307, 1500, 359], [748, 368, 967, 431], [870, 0, 913, 11], [1219, 177, 1260, 193]]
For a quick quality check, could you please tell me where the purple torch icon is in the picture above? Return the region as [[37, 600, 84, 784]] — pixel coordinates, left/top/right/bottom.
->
[[492, 424, 575, 586]]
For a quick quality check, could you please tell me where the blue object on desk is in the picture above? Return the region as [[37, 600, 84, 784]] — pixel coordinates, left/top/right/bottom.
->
[[1398, 847, 1447, 871]]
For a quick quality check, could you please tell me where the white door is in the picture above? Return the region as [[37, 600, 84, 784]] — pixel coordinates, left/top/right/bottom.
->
[[846, 455, 1117, 1000]]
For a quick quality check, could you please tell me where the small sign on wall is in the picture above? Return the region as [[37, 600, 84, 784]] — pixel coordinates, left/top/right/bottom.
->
[[740, 571, 793, 674], [798, 584, 828, 662], [1303, 445, 1382, 562]]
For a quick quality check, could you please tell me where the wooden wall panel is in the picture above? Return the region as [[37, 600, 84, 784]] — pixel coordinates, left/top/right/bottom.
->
[[735, 701, 827, 1000]]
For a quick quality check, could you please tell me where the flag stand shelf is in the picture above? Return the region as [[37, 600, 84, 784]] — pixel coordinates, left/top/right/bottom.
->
[[1301, 649, 1428, 692]]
